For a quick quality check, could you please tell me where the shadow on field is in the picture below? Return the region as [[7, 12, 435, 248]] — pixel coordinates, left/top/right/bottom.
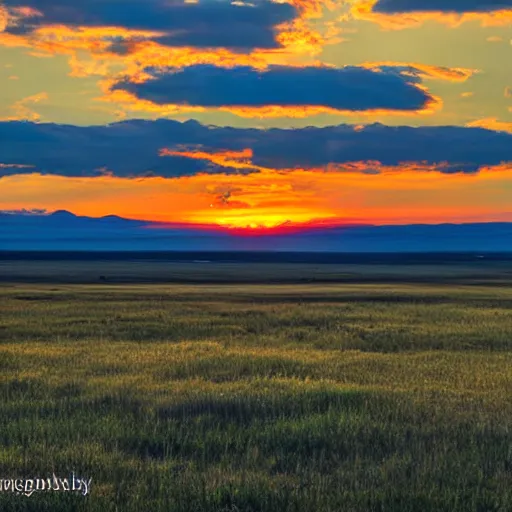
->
[[156, 389, 371, 425], [4, 275, 512, 287], [9, 292, 512, 310], [116, 389, 388, 464]]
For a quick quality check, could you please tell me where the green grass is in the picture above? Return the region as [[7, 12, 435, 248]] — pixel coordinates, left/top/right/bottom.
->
[[0, 279, 511, 511]]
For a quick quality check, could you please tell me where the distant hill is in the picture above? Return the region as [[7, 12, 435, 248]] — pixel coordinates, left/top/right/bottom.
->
[[1, 211, 512, 252]]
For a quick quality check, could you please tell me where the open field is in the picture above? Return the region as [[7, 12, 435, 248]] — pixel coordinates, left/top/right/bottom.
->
[[0, 261, 511, 511], [1, 253, 512, 285]]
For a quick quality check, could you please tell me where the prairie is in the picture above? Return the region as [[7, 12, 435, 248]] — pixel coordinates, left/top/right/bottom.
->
[[0, 262, 511, 511]]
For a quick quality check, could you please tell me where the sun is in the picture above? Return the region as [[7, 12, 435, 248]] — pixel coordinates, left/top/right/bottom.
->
[[214, 214, 298, 229], [182, 205, 339, 231]]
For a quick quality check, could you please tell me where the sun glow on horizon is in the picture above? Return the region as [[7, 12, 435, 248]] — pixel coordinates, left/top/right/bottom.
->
[[2, 164, 512, 229], [198, 212, 337, 230]]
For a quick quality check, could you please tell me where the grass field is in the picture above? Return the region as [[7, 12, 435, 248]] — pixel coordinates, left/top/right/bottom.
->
[[0, 262, 511, 511]]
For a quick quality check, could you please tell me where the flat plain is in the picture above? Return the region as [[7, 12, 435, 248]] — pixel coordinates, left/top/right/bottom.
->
[[0, 259, 511, 511]]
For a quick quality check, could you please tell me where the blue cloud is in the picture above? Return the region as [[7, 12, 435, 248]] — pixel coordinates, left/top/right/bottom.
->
[[112, 65, 434, 112], [3, 0, 295, 50], [373, 0, 512, 13], [0, 119, 511, 178]]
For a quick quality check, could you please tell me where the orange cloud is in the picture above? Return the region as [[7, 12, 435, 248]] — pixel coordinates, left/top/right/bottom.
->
[[160, 148, 266, 173], [0, 92, 48, 121], [288, 0, 338, 19], [466, 118, 512, 133], [0, 23, 338, 117], [161, 147, 510, 177], [218, 96, 441, 118], [360, 62, 477, 82], [351, 0, 512, 29], [0, 5, 8, 33]]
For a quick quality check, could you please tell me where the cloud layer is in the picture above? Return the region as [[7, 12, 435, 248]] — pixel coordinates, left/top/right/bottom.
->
[[111, 64, 435, 114], [372, 0, 512, 14], [0, 119, 511, 178], [352, 0, 512, 28], [2, 0, 297, 50]]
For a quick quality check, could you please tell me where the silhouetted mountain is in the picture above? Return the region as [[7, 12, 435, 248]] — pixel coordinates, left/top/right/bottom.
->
[[51, 210, 76, 218], [1, 211, 511, 252]]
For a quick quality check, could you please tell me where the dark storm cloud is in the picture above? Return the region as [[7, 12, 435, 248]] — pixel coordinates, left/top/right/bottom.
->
[[372, 0, 512, 13], [2, 0, 296, 50], [111, 65, 434, 112], [0, 119, 511, 178]]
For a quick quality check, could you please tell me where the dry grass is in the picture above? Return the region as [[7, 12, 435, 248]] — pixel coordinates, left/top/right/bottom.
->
[[0, 277, 511, 511]]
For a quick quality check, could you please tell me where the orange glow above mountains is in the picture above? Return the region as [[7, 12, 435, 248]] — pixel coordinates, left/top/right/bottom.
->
[[2, 159, 512, 230]]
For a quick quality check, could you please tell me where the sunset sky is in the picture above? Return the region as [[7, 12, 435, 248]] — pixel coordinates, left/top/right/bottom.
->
[[0, 0, 511, 229]]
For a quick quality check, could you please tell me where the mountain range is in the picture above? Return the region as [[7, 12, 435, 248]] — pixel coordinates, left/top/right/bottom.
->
[[1, 211, 512, 252]]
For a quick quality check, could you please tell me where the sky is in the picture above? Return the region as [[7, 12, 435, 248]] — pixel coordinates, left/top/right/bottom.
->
[[0, 0, 511, 229]]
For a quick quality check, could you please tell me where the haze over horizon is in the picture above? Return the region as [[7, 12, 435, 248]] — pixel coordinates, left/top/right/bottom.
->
[[2, 209, 512, 252]]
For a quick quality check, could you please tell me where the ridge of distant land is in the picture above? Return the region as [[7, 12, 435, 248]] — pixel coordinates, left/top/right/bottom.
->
[[1, 210, 512, 252]]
